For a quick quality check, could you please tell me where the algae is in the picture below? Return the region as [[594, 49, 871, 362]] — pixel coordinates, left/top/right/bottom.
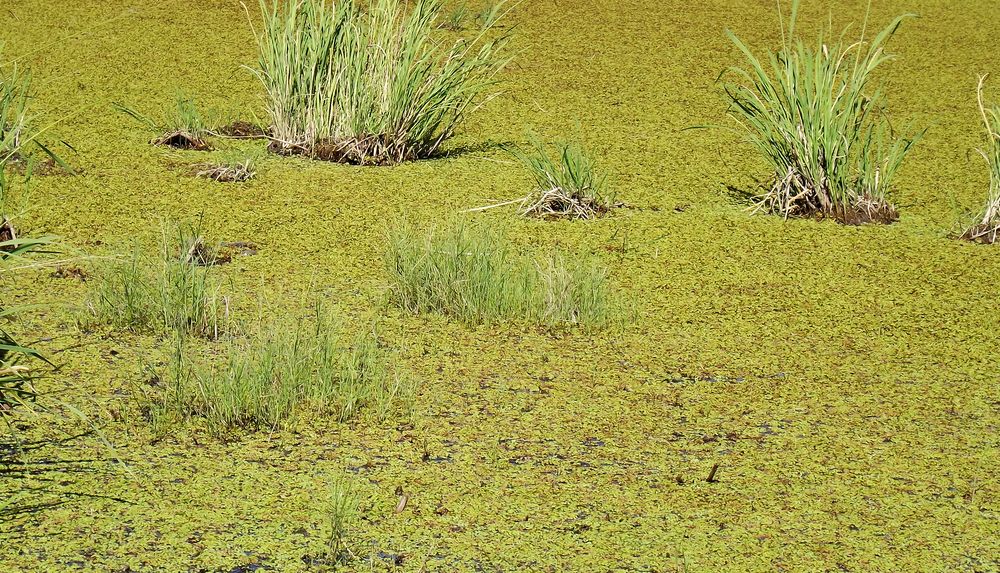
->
[[0, 0, 998, 571]]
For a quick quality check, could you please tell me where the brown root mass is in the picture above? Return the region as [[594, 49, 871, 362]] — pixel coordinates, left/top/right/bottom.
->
[[960, 222, 1000, 244], [521, 186, 614, 220], [267, 135, 427, 166], [0, 218, 16, 252], [181, 238, 258, 266], [152, 131, 211, 151], [816, 202, 899, 226], [194, 163, 254, 183], [50, 265, 89, 280], [757, 184, 899, 225]]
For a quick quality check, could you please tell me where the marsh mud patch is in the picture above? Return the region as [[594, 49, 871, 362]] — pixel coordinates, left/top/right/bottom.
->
[[153, 130, 211, 151], [215, 121, 268, 139]]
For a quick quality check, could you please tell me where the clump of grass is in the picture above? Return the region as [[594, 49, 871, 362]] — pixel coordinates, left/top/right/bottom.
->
[[509, 135, 614, 219], [114, 94, 212, 150], [325, 475, 359, 564], [438, 2, 470, 30], [195, 149, 258, 183], [2, 55, 70, 205], [249, 0, 511, 165], [721, 0, 921, 224], [152, 306, 413, 436], [535, 253, 611, 326], [0, 319, 48, 414], [962, 74, 1000, 244], [0, 61, 29, 166], [386, 222, 614, 327], [1, 55, 56, 417], [476, 0, 506, 29], [87, 224, 226, 338]]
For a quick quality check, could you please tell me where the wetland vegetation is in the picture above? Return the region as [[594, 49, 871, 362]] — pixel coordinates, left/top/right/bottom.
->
[[1, 0, 998, 571]]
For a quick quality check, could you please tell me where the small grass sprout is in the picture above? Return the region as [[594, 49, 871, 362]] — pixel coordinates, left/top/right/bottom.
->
[[476, 0, 507, 29], [325, 474, 360, 563], [509, 135, 614, 219], [721, 0, 921, 224], [249, 0, 511, 164], [439, 2, 470, 30], [1, 54, 71, 200], [962, 74, 1000, 244], [114, 94, 212, 150], [0, 60, 29, 165]]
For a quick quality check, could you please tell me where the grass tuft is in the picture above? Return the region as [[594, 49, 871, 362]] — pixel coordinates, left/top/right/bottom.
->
[[115, 94, 212, 150], [438, 2, 470, 30], [151, 306, 413, 436], [195, 149, 259, 183], [325, 475, 359, 563], [962, 74, 1000, 244], [510, 135, 614, 219], [386, 221, 614, 327], [87, 223, 227, 339], [250, 0, 511, 165], [476, 0, 507, 29], [0, 61, 29, 168], [721, 0, 921, 224]]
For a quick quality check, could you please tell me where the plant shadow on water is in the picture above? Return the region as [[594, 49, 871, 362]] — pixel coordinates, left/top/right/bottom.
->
[[0, 431, 128, 524]]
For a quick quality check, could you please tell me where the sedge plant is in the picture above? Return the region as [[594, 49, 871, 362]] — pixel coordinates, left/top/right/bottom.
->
[[962, 74, 1000, 243], [114, 94, 212, 150], [385, 221, 615, 327], [509, 135, 613, 219], [87, 223, 226, 339], [0, 54, 55, 418], [152, 306, 412, 436], [249, 0, 511, 164], [721, 0, 921, 224]]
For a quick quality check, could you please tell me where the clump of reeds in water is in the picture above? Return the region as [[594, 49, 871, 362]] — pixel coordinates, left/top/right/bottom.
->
[[115, 95, 212, 150], [509, 136, 614, 219], [722, 0, 921, 224], [249, 0, 510, 165], [962, 75, 1000, 244]]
